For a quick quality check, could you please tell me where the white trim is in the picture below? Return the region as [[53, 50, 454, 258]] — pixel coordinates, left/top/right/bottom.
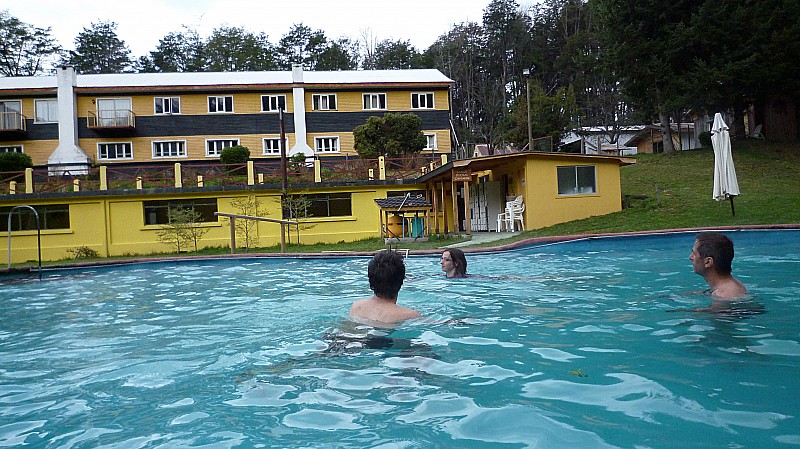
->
[[314, 136, 340, 153], [263, 137, 289, 155], [152, 140, 188, 159], [207, 95, 234, 113], [154, 96, 181, 115], [312, 93, 337, 111], [261, 94, 287, 113], [556, 165, 597, 196], [205, 138, 240, 157], [97, 141, 133, 161], [362, 93, 387, 110], [424, 133, 437, 150], [411, 92, 434, 109], [34, 99, 58, 123], [0, 145, 24, 153]]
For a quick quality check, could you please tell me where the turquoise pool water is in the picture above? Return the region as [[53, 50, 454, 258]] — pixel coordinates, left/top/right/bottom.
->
[[1, 230, 798, 448]]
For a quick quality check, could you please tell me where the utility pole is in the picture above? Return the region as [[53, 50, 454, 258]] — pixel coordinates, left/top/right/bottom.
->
[[523, 66, 537, 151]]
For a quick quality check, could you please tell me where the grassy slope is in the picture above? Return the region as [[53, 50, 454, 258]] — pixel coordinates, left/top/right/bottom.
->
[[524, 139, 800, 237]]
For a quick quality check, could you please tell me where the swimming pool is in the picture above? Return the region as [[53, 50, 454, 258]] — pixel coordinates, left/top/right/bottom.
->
[[1, 230, 798, 448]]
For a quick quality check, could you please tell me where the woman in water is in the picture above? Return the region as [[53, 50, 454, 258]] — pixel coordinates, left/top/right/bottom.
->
[[441, 248, 467, 278]]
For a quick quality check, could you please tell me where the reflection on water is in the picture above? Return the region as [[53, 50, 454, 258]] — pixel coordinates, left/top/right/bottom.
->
[[0, 230, 798, 448]]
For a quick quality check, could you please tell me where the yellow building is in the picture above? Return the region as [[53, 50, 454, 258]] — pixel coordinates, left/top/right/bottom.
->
[[0, 66, 453, 170]]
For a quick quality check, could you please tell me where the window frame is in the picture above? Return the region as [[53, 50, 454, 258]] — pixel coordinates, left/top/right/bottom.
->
[[152, 140, 188, 159], [34, 99, 58, 123], [314, 136, 340, 154], [97, 142, 133, 161], [0, 145, 24, 153], [261, 94, 287, 113], [143, 199, 219, 226], [362, 93, 387, 110], [556, 165, 597, 196], [283, 193, 352, 219], [208, 96, 234, 113], [205, 138, 240, 157], [1, 204, 70, 232], [312, 94, 337, 111], [411, 92, 435, 109], [424, 133, 437, 151], [154, 97, 181, 115], [263, 137, 289, 156]]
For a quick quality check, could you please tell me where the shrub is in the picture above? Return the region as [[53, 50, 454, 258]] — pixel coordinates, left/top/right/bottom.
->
[[0, 152, 33, 173], [698, 131, 712, 148], [66, 246, 100, 259], [219, 145, 250, 165]]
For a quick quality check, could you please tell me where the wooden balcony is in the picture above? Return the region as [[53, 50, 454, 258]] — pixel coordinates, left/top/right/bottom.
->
[[87, 109, 136, 132]]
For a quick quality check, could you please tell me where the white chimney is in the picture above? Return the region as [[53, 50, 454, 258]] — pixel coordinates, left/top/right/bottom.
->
[[48, 66, 90, 175], [289, 64, 315, 159]]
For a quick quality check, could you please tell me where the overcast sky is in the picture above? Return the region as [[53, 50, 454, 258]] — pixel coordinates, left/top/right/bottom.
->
[[6, 0, 520, 58]]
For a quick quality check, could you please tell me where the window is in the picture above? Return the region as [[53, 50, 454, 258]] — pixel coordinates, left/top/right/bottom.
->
[[557, 165, 597, 195], [152, 140, 187, 158], [312, 94, 337, 111], [283, 193, 352, 219], [1, 204, 70, 232], [0, 145, 23, 153], [154, 97, 180, 115], [98, 142, 133, 160], [411, 93, 434, 109], [263, 137, 288, 155], [363, 93, 386, 110], [96, 98, 132, 126], [206, 139, 239, 157], [143, 199, 218, 226], [315, 136, 339, 153], [652, 140, 664, 154], [261, 95, 286, 112], [208, 96, 233, 113], [35, 99, 58, 123], [0, 100, 22, 130], [424, 133, 437, 151]]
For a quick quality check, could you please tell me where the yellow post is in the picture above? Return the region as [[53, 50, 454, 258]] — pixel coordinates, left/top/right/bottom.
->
[[100, 166, 108, 190], [73, 179, 80, 192], [25, 168, 33, 193], [136, 176, 143, 189], [258, 173, 264, 184], [314, 159, 321, 182], [247, 161, 255, 185], [368, 168, 374, 180], [229, 217, 237, 254], [379, 156, 386, 180], [440, 154, 448, 165], [174, 163, 182, 188], [9, 181, 16, 194], [197, 175, 203, 187]]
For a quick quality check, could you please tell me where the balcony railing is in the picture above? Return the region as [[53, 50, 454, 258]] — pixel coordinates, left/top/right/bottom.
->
[[0, 112, 27, 133], [87, 109, 136, 128]]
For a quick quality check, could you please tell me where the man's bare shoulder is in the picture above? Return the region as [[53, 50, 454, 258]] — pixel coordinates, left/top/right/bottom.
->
[[711, 277, 748, 300]]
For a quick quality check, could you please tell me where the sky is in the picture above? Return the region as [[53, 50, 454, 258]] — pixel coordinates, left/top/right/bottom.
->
[[6, 0, 503, 57]]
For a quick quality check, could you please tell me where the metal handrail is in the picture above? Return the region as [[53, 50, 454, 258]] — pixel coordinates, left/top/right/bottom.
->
[[6, 205, 42, 279]]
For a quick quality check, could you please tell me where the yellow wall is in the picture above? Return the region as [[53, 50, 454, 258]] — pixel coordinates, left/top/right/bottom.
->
[[1, 185, 415, 264]]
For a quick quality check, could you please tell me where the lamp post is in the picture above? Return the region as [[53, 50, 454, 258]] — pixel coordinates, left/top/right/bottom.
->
[[522, 66, 536, 151]]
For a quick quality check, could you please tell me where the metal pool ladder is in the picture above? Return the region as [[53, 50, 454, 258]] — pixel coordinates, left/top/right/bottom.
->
[[6, 205, 42, 279]]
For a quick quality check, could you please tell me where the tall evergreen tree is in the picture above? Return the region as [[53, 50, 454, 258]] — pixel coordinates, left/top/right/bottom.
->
[[0, 10, 62, 76], [205, 26, 276, 71], [141, 27, 205, 72], [363, 39, 426, 69], [67, 21, 131, 74], [276, 24, 329, 70]]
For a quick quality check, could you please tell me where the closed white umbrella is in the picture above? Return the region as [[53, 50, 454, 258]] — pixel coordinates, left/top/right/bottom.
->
[[711, 113, 740, 216]]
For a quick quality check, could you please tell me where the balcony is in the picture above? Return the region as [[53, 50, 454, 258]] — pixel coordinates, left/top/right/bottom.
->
[[0, 111, 28, 139], [87, 109, 136, 133]]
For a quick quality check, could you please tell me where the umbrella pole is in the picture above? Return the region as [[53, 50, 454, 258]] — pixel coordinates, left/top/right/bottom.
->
[[729, 196, 736, 217]]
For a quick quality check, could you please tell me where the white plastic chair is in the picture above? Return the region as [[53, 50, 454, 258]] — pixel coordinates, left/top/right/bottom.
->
[[506, 201, 525, 232], [497, 196, 523, 232], [747, 124, 764, 139]]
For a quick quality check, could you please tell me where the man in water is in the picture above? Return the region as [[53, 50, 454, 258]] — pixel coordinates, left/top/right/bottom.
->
[[350, 250, 421, 325], [689, 231, 747, 300]]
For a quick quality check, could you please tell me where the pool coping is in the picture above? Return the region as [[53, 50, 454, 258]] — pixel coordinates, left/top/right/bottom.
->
[[2, 223, 799, 275]]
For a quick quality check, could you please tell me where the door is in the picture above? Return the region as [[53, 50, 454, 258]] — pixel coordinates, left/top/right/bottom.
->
[[0, 101, 22, 130], [96, 98, 131, 126]]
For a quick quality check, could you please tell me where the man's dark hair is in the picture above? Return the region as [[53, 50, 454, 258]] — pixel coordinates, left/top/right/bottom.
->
[[696, 231, 735, 275], [368, 250, 405, 299]]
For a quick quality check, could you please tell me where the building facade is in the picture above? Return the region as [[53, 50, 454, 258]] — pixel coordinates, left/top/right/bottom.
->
[[0, 66, 454, 170]]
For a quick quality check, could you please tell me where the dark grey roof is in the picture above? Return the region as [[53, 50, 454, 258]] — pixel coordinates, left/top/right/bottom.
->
[[374, 195, 431, 209]]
